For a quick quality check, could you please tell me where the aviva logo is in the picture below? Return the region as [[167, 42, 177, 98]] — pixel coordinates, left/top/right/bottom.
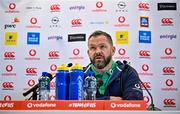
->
[[4, 32, 17, 45], [115, 31, 128, 44]]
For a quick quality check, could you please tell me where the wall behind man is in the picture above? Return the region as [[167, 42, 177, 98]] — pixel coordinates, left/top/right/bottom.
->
[[0, 0, 179, 110]]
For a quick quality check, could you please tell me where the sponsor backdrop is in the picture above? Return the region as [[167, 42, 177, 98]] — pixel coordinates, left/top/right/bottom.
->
[[0, 0, 180, 111]]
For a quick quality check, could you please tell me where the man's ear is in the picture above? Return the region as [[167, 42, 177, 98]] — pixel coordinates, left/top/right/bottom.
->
[[87, 50, 90, 56], [112, 46, 116, 55]]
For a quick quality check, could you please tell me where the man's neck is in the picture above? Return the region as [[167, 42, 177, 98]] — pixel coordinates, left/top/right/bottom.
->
[[95, 60, 113, 74]]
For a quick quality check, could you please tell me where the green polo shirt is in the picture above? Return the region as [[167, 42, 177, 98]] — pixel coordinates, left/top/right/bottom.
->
[[91, 61, 117, 95]]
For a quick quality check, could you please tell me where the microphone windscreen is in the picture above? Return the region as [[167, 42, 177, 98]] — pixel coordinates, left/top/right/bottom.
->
[[67, 63, 73, 67]]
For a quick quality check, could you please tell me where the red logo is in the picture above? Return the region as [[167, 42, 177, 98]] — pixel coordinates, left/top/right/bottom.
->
[[4, 52, 15, 58], [142, 64, 149, 72], [4, 95, 12, 101], [161, 18, 173, 25], [30, 17, 37, 24], [139, 50, 150, 57], [118, 16, 125, 23], [49, 95, 56, 100], [164, 99, 175, 106], [49, 51, 59, 58], [163, 67, 175, 74], [139, 3, 149, 10], [141, 82, 151, 89], [50, 4, 60, 11], [96, 1, 103, 8], [29, 49, 36, 56], [73, 48, 80, 56], [166, 79, 173, 87], [165, 48, 172, 55], [50, 64, 57, 71], [71, 19, 82, 26], [26, 68, 37, 74], [2, 82, 14, 89], [6, 65, 13, 72], [50, 82, 55, 88], [143, 96, 150, 103], [9, 3, 16, 10], [118, 48, 126, 55], [28, 79, 35, 87]]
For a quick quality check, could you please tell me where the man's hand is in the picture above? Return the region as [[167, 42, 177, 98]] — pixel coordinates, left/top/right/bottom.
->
[[110, 96, 122, 100]]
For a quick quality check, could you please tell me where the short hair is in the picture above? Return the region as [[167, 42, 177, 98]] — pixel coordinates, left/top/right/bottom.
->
[[88, 30, 113, 46]]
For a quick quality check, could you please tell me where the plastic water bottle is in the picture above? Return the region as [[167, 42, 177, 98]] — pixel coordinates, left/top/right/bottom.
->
[[84, 71, 97, 100], [69, 63, 84, 100], [55, 64, 69, 100], [39, 72, 50, 100]]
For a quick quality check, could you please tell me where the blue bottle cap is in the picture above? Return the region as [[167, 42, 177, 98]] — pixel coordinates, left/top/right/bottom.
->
[[42, 72, 48, 76]]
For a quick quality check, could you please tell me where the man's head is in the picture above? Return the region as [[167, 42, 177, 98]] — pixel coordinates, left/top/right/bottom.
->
[[87, 30, 116, 70]]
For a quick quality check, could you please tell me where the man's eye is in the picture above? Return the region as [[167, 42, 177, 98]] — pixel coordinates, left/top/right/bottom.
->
[[100, 45, 105, 49], [90, 47, 95, 50]]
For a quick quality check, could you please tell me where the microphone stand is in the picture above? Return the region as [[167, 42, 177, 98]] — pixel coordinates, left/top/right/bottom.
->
[[122, 60, 161, 111], [139, 76, 161, 111], [27, 89, 38, 100]]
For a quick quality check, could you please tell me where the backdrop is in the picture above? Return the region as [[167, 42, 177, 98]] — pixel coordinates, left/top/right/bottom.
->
[[0, 0, 180, 111]]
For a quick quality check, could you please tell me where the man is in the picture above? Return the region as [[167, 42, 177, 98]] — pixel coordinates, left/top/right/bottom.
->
[[84, 30, 143, 100]]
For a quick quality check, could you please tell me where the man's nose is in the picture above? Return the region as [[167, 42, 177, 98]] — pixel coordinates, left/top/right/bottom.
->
[[95, 47, 102, 53]]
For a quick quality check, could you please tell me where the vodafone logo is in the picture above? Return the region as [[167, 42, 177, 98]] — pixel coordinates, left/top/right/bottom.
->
[[4, 95, 12, 101], [26, 68, 37, 74], [118, 16, 125, 23], [28, 79, 35, 87], [139, 3, 149, 10], [2, 82, 14, 89], [6, 65, 13, 72], [165, 48, 172, 55], [139, 50, 150, 57], [96, 1, 103, 8], [9, 3, 16, 10], [166, 79, 173, 87], [143, 96, 150, 103], [49, 95, 56, 100], [49, 51, 59, 58], [29, 49, 36, 56], [30, 17, 37, 24], [50, 64, 57, 71], [118, 48, 126, 55], [50, 4, 60, 11], [73, 48, 80, 56], [4, 52, 15, 58], [161, 18, 173, 25], [164, 99, 175, 106], [142, 64, 149, 72], [71, 19, 82, 26], [50, 82, 55, 88], [141, 82, 151, 89], [163, 67, 175, 74]]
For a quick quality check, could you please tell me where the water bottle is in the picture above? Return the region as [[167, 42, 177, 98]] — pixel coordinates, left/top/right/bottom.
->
[[38, 72, 50, 100], [55, 64, 69, 100], [69, 63, 84, 100], [84, 71, 97, 100]]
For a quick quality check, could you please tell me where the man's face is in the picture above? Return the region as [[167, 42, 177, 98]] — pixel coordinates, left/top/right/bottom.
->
[[88, 35, 115, 69]]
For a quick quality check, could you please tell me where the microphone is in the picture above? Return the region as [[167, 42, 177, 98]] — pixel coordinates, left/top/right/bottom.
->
[[139, 80, 161, 111], [84, 63, 92, 74], [67, 63, 73, 67], [122, 60, 161, 111], [97, 79, 103, 88], [23, 73, 53, 97]]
